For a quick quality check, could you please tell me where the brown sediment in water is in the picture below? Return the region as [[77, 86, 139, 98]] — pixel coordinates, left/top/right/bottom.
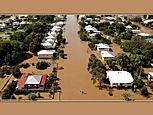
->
[[57, 15, 152, 100]]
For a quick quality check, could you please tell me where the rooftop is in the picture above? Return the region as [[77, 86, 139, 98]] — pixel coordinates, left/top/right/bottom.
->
[[25, 75, 42, 85], [146, 38, 153, 43], [107, 71, 133, 84], [18, 73, 47, 87], [101, 51, 115, 58], [143, 19, 153, 24], [37, 50, 56, 55], [138, 32, 150, 37]]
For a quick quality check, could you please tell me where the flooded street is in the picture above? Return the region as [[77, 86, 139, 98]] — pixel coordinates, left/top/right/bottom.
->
[[58, 15, 105, 100]]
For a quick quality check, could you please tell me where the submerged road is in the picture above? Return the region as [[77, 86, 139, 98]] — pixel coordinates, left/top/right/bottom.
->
[[58, 15, 105, 100]]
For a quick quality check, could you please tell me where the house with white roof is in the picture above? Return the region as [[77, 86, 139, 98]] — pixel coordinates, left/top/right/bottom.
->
[[78, 15, 86, 20], [48, 31, 58, 37], [20, 21, 27, 25], [46, 38, 57, 43], [85, 25, 97, 33], [132, 29, 141, 34], [13, 21, 20, 26], [51, 25, 61, 32], [107, 71, 134, 87], [138, 32, 150, 37], [86, 18, 93, 21], [101, 51, 115, 61], [18, 15, 28, 20], [46, 35, 56, 39], [104, 16, 116, 21], [89, 33, 97, 38], [143, 19, 153, 25], [41, 42, 56, 49], [95, 43, 110, 51], [56, 21, 65, 26], [146, 38, 153, 43], [37, 50, 56, 59], [126, 25, 133, 30]]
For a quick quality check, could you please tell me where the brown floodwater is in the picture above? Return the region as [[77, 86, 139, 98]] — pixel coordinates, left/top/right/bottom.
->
[[57, 15, 152, 100]]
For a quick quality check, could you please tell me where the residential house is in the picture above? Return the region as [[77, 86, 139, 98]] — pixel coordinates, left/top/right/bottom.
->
[[95, 43, 110, 51], [37, 50, 56, 59], [56, 21, 65, 27], [16, 73, 47, 91], [101, 51, 115, 61], [107, 71, 134, 87], [143, 19, 153, 25], [41, 41, 56, 49], [132, 29, 141, 34], [85, 25, 97, 33], [125, 25, 133, 30], [138, 32, 150, 37], [146, 38, 153, 43]]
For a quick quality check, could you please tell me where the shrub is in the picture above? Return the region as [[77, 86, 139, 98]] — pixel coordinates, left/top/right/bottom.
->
[[14, 90, 30, 95], [28, 93, 37, 100], [113, 36, 122, 45], [22, 63, 30, 68], [88, 42, 95, 50], [122, 93, 130, 101], [37, 92, 41, 98], [57, 49, 65, 58], [59, 52, 64, 58], [140, 86, 149, 96], [80, 33, 90, 41], [36, 61, 49, 70]]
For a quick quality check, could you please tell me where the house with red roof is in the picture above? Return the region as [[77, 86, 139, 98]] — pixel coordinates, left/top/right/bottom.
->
[[16, 73, 47, 91]]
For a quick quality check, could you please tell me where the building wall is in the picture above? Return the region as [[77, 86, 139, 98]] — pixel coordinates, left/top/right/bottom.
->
[[110, 83, 132, 87], [38, 54, 52, 59], [97, 48, 109, 51], [102, 57, 114, 61]]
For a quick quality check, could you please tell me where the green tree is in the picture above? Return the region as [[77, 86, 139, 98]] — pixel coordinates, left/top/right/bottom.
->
[[11, 31, 25, 42], [122, 93, 130, 101], [36, 61, 49, 70], [1, 81, 17, 99], [113, 36, 122, 45], [11, 66, 21, 78], [115, 23, 125, 34], [140, 86, 148, 96], [116, 54, 129, 70]]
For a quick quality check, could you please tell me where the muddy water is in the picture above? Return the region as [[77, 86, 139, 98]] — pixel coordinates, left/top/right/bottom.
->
[[57, 15, 153, 100], [58, 15, 105, 100]]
